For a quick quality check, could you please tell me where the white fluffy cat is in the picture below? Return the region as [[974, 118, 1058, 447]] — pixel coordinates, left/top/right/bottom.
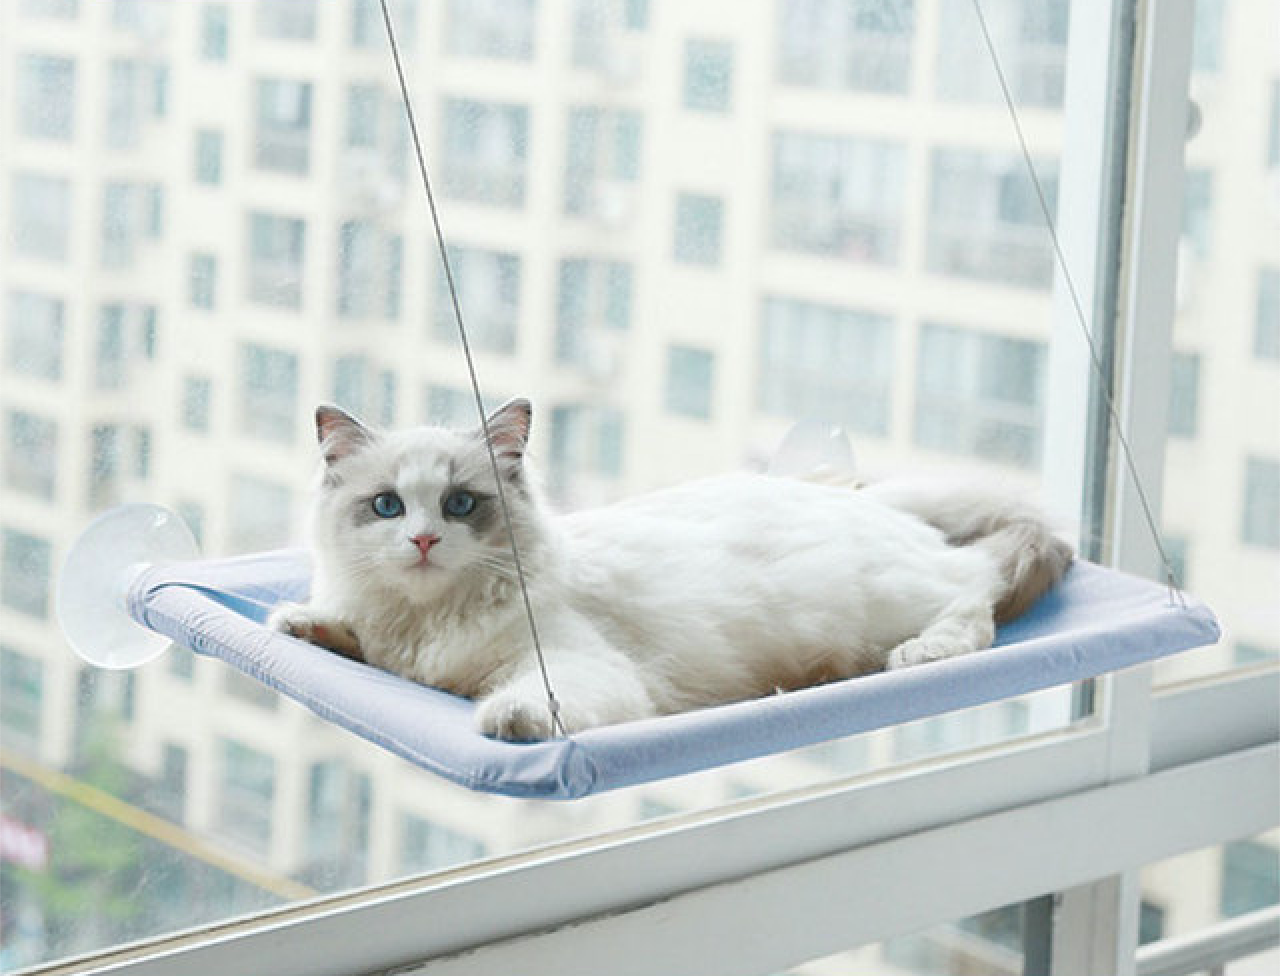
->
[[269, 400, 1073, 742]]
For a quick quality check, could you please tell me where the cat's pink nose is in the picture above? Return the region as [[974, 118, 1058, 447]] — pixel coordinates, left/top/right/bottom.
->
[[410, 534, 440, 557]]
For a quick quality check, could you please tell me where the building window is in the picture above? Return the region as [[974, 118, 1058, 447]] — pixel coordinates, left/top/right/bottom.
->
[[771, 131, 905, 265], [101, 182, 163, 269], [96, 305, 127, 389], [683, 39, 733, 112], [1241, 457, 1280, 550], [305, 762, 371, 887], [400, 812, 485, 874], [337, 221, 402, 320], [217, 739, 276, 857], [194, 129, 224, 184], [156, 743, 189, 822], [758, 296, 894, 436], [106, 60, 141, 149], [201, 3, 229, 60], [182, 376, 213, 432], [174, 500, 206, 549], [548, 404, 626, 494], [1181, 167, 1213, 259], [555, 258, 632, 367], [5, 411, 58, 499], [224, 668, 278, 709], [927, 148, 1058, 289], [446, 0, 536, 60], [0, 647, 44, 752], [440, 99, 529, 207], [1168, 351, 1200, 439], [21, 0, 80, 19], [239, 343, 298, 443], [228, 474, 292, 553], [425, 386, 504, 429], [256, 0, 316, 40], [247, 212, 306, 308], [11, 172, 71, 263], [352, 0, 417, 47], [1191, 0, 1225, 74], [6, 292, 64, 381], [18, 53, 76, 141], [915, 323, 1047, 468], [432, 246, 521, 354], [1220, 839, 1280, 919], [1268, 81, 1280, 167], [1256, 268, 1279, 361], [1164, 535, 1190, 589], [1, 528, 51, 618], [936, 0, 1067, 108], [570, 0, 648, 71], [564, 106, 643, 216], [673, 193, 724, 266], [1235, 642, 1278, 667], [665, 346, 715, 420], [254, 79, 312, 175], [334, 356, 397, 428], [777, 0, 914, 95], [189, 252, 218, 309], [89, 424, 123, 509]]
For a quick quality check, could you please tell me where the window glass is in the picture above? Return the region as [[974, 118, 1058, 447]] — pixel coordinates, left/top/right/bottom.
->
[[683, 39, 733, 112], [17, 54, 76, 141], [446, 0, 536, 61], [432, 245, 521, 354], [256, 0, 316, 41], [10, 172, 70, 263], [247, 212, 306, 307], [441, 98, 530, 207], [6, 292, 65, 380], [777, 0, 914, 95], [5, 410, 59, 499], [673, 192, 725, 266], [665, 345, 715, 420], [194, 129, 224, 185], [254, 79, 313, 175]]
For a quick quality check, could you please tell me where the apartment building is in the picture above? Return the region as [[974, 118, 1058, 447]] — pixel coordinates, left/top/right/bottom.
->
[[2, 0, 1276, 970]]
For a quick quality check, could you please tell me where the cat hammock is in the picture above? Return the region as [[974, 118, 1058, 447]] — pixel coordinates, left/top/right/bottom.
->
[[55, 0, 1221, 799], [55, 506, 1216, 800]]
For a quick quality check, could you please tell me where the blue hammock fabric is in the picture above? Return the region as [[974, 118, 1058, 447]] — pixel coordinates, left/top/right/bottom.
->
[[126, 551, 1219, 800]]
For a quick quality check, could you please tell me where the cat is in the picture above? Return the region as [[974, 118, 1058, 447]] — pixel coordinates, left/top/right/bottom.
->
[[269, 400, 1074, 742]]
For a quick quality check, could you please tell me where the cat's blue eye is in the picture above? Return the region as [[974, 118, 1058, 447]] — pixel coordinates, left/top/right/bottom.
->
[[371, 491, 405, 519], [443, 490, 477, 518]]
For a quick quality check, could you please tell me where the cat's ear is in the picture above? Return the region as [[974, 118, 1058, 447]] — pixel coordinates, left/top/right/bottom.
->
[[483, 398, 532, 463], [316, 405, 375, 465]]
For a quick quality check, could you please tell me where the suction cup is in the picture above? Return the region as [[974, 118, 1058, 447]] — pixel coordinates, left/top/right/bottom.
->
[[57, 504, 199, 669], [769, 420, 857, 479]]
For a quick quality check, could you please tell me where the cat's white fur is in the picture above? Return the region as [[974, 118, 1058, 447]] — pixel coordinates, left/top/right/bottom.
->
[[270, 401, 1073, 741]]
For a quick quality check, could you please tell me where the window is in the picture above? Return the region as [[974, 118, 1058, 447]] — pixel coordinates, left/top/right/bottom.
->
[[555, 258, 632, 367], [11, 172, 70, 262], [936, 0, 1067, 108], [570, 0, 649, 71], [6, 292, 64, 381], [194, 129, 224, 184], [674, 193, 725, 266], [683, 39, 733, 112], [771, 131, 905, 264], [156, 743, 189, 822], [446, 0, 536, 61], [1256, 268, 1279, 361], [564, 106, 643, 215], [0, 646, 44, 752], [17, 54, 75, 141], [777, 0, 914, 95], [927, 148, 1058, 288], [254, 79, 312, 175], [1169, 351, 1200, 439], [334, 356, 397, 428], [548, 404, 626, 494], [1241, 457, 1280, 549], [182, 376, 213, 432], [1191, 0, 1225, 74], [432, 245, 521, 354], [5, 411, 58, 499], [337, 220, 403, 320], [216, 739, 276, 857], [248, 212, 306, 308], [201, 3, 229, 60], [189, 252, 218, 309], [426, 385, 504, 429], [1269, 80, 1280, 168], [352, 0, 417, 48], [88, 424, 123, 509], [174, 500, 206, 549], [224, 668, 278, 709], [228, 474, 292, 553], [256, 0, 316, 41], [440, 99, 529, 207], [106, 60, 141, 149], [96, 305, 127, 389], [305, 762, 371, 887], [665, 345, 715, 420], [239, 343, 298, 443], [101, 181, 163, 268], [400, 813, 485, 875], [1164, 535, 1190, 589], [758, 296, 894, 436], [1220, 839, 1280, 918], [1, 528, 51, 618], [1181, 167, 1213, 259], [21, 0, 79, 18], [914, 323, 1047, 468]]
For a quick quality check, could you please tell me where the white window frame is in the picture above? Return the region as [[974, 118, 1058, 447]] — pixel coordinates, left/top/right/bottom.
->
[[50, 4, 1278, 976]]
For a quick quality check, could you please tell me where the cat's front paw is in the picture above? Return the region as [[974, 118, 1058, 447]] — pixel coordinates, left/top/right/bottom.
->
[[268, 604, 364, 661], [475, 691, 561, 742]]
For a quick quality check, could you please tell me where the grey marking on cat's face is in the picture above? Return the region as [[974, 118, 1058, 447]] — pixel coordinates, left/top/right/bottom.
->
[[442, 486, 501, 538]]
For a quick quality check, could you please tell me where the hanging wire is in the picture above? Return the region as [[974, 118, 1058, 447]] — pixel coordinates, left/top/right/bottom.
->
[[378, 0, 566, 736], [967, 0, 1185, 607]]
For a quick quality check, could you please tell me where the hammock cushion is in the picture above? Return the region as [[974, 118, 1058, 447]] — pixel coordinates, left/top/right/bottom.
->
[[127, 550, 1219, 800]]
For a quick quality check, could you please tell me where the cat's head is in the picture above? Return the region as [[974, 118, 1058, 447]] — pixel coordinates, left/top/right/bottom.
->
[[308, 399, 541, 603]]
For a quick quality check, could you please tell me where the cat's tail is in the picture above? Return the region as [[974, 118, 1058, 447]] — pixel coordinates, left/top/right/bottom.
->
[[860, 478, 1074, 624]]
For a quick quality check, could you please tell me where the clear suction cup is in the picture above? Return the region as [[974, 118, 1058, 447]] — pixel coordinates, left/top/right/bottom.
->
[[57, 504, 199, 669], [769, 420, 858, 480]]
